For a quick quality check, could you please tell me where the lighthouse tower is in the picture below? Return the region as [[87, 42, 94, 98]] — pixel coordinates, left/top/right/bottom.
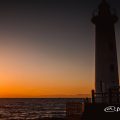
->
[[92, 0, 119, 102]]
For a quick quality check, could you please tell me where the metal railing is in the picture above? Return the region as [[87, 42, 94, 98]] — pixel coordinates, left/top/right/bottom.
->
[[92, 89, 120, 104]]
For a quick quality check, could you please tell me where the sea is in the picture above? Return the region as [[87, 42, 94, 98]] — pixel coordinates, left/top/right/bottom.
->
[[0, 98, 84, 120]]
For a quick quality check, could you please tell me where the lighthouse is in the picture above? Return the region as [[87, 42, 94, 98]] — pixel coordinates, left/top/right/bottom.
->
[[91, 0, 119, 103]]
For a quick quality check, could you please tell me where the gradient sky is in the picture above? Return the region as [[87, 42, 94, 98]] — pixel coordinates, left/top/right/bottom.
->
[[0, 0, 120, 98]]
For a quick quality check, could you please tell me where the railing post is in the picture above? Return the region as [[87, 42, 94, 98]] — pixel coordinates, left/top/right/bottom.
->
[[109, 88, 112, 104], [117, 92, 119, 103], [116, 88, 119, 103], [92, 90, 95, 103]]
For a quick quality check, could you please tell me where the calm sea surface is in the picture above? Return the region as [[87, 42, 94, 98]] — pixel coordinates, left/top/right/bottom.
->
[[0, 98, 83, 119]]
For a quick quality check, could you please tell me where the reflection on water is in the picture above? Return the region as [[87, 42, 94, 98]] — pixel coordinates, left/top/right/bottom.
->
[[0, 98, 83, 119]]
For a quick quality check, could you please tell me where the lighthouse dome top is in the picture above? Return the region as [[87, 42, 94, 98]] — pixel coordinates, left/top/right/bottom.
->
[[91, 0, 118, 24], [98, 0, 111, 16]]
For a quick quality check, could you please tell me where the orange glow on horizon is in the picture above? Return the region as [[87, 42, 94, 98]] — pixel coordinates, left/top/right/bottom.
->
[[0, 74, 93, 98], [0, 38, 94, 98]]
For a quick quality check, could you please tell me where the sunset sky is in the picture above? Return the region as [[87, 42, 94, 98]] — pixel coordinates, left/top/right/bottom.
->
[[0, 0, 120, 98]]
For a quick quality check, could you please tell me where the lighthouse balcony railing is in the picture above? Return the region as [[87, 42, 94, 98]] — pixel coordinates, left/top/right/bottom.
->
[[91, 89, 120, 104]]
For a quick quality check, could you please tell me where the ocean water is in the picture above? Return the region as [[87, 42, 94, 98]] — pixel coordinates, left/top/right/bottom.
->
[[0, 98, 83, 119]]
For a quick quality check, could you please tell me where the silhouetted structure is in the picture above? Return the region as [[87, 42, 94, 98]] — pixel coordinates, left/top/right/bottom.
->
[[91, 0, 119, 103], [66, 102, 84, 120]]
